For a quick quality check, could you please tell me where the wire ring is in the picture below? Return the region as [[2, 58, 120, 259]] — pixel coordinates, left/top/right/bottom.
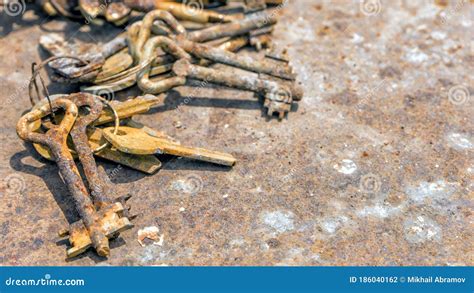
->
[[93, 96, 119, 153], [29, 56, 88, 107]]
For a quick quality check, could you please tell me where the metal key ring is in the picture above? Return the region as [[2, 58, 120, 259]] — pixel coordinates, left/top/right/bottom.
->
[[93, 96, 119, 154]]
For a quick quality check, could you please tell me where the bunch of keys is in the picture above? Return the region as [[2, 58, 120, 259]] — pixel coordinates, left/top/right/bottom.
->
[[17, 95, 134, 258], [17, 92, 236, 258]]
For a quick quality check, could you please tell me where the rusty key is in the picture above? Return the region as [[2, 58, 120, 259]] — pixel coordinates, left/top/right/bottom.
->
[[172, 58, 300, 117], [67, 93, 120, 207], [66, 93, 135, 253]]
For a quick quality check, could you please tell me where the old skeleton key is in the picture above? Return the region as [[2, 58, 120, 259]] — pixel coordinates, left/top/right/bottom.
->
[[16, 99, 132, 258], [68, 93, 136, 212]]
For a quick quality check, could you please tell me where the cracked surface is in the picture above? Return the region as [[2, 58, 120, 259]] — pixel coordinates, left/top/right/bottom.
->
[[0, 1, 473, 266]]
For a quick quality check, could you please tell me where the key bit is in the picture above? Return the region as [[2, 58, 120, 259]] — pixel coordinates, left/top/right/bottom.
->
[[102, 126, 237, 167], [60, 202, 133, 258]]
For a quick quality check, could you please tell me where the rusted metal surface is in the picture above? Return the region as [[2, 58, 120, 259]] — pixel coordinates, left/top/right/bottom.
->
[[1, 1, 473, 266]]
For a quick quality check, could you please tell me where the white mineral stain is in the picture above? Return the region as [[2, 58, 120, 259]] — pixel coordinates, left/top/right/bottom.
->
[[405, 47, 429, 64], [171, 180, 192, 192], [261, 210, 295, 234], [446, 133, 473, 150], [405, 180, 457, 203], [357, 203, 404, 218], [286, 17, 315, 42], [351, 33, 364, 44], [404, 216, 441, 244], [229, 237, 246, 247], [431, 31, 447, 40], [333, 159, 357, 175], [320, 216, 349, 234]]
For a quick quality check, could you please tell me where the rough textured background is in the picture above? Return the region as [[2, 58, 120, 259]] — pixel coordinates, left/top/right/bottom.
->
[[0, 0, 473, 266]]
